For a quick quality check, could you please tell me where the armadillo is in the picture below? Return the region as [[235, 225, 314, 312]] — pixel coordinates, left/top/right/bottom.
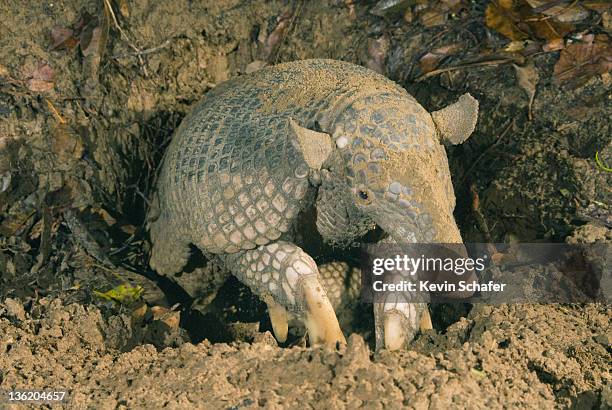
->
[[148, 59, 478, 350]]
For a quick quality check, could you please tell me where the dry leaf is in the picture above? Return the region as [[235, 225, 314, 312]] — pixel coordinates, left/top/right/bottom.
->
[[90, 207, 116, 226], [554, 34, 612, 87], [485, 0, 574, 42], [580, 1, 611, 14], [26, 63, 55, 92], [49, 26, 78, 50], [419, 43, 462, 74], [52, 124, 84, 162], [528, 16, 574, 41], [118, 0, 130, 17], [543, 38, 565, 52], [119, 224, 137, 235], [603, 11, 611, 31], [441, 0, 463, 10], [151, 306, 180, 329], [513, 62, 539, 120], [403, 7, 414, 23], [0, 64, 9, 77], [370, 0, 415, 17], [50, 11, 96, 52], [485, 0, 529, 41], [30, 218, 60, 240], [27, 79, 54, 92], [30, 63, 55, 82], [262, 10, 292, 61], [525, 0, 589, 23], [80, 22, 102, 56], [367, 36, 390, 74], [0, 210, 35, 237], [504, 40, 527, 52], [420, 9, 447, 27]]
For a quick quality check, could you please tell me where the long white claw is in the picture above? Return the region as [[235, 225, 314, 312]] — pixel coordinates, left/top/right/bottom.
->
[[383, 311, 407, 351], [266, 300, 289, 343], [301, 276, 346, 348]]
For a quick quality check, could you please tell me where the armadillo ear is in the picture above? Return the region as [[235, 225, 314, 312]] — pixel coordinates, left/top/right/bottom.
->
[[289, 119, 334, 170], [431, 93, 479, 145]]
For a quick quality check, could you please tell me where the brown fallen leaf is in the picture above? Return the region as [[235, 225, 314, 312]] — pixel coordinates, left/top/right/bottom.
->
[[543, 37, 565, 52], [504, 40, 528, 52], [344, 0, 356, 19], [26, 63, 55, 92], [0, 210, 36, 237], [30, 63, 55, 81], [150, 306, 180, 329], [367, 35, 390, 74], [604, 12, 611, 31], [118, 0, 130, 17], [30, 217, 60, 240], [119, 223, 137, 235], [441, 0, 464, 10], [79, 8, 109, 96], [262, 10, 292, 62], [49, 26, 78, 50], [554, 34, 612, 87], [583, 1, 612, 13], [419, 43, 462, 74], [27, 79, 54, 92], [485, 0, 574, 42], [420, 9, 447, 27], [49, 11, 96, 52], [513, 62, 539, 120], [525, 0, 589, 23], [131, 302, 148, 323], [90, 207, 117, 226], [486, 0, 529, 41], [51, 123, 84, 163]]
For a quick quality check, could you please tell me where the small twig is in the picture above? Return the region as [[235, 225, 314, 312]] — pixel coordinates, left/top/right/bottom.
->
[[45, 99, 66, 124], [126, 184, 152, 208], [415, 58, 516, 82], [103, 0, 136, 52], [109, 233, 136, 256], [102, 0, 148, 76], [112, 39, 171, 59]]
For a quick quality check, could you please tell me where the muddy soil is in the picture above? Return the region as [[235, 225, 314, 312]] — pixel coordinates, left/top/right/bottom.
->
[[0, 0, 610, 408]]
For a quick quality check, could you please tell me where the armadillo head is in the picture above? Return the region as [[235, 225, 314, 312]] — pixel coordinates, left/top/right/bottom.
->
[[291, 92, 478, 245]]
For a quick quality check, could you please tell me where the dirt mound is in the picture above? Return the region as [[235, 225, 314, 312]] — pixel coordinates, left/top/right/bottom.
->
[[1, 298, 609, 408]]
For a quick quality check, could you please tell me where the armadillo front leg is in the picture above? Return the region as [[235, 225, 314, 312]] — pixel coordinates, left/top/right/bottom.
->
[[373, 236, 430, 351], [222, 241, 346, 347]]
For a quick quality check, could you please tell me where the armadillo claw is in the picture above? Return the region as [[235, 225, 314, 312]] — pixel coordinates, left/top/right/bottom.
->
[[376, 302, 426, 351], [419, 308, 433, 331], [265, 299, 289, 343], [383, 311, 407, 351], [301, 276, 347, 348]]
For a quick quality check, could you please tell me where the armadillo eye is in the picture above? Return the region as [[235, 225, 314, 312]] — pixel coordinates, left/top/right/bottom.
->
[[355, 185, 374, 204]]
